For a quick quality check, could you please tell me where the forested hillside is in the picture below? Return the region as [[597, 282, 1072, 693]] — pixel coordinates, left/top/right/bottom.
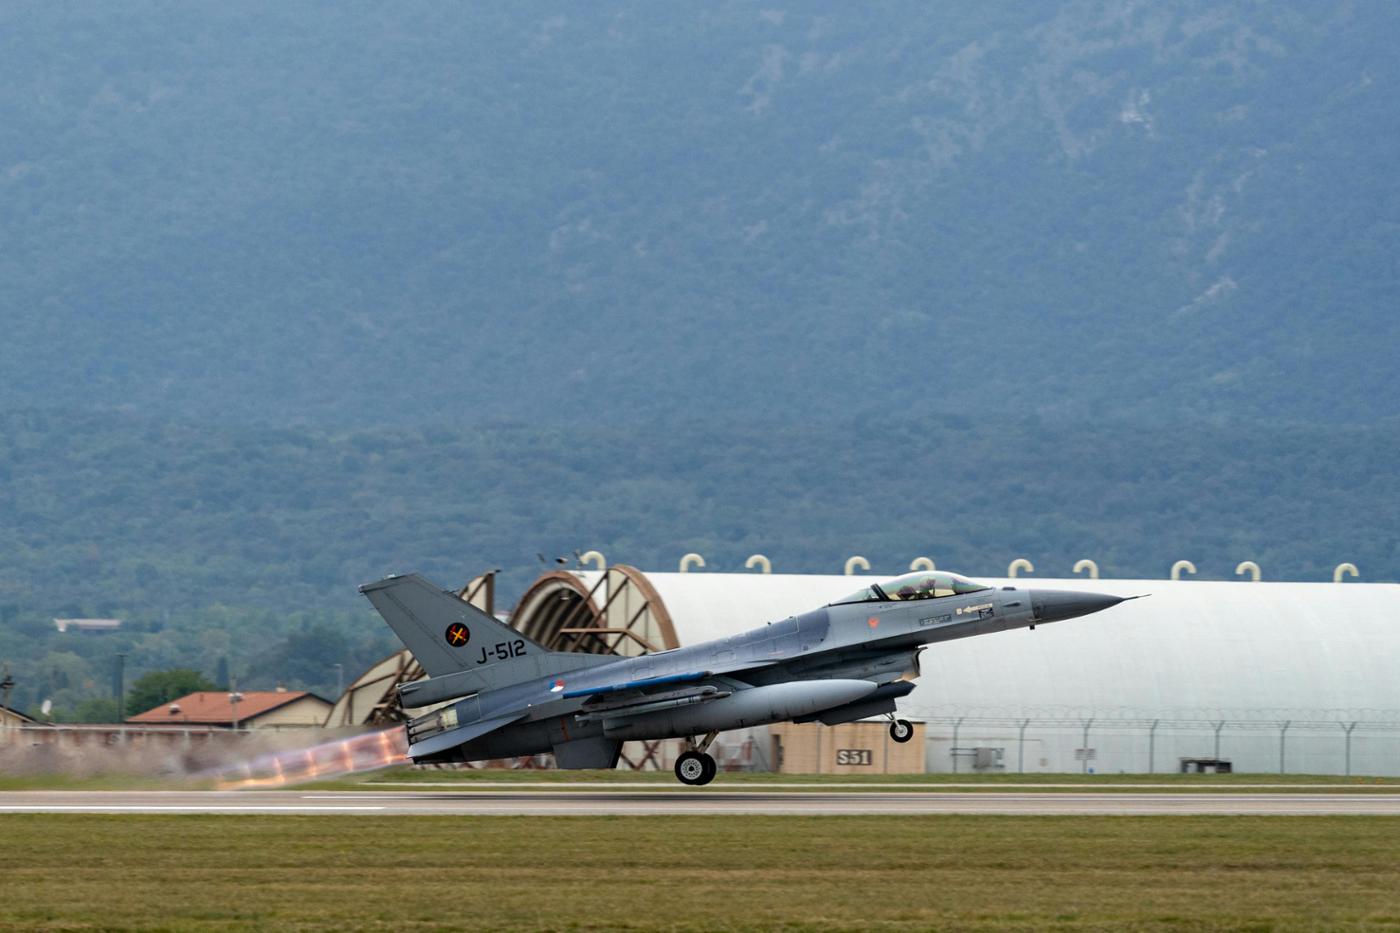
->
[[1, 408, 1396, 715], [1, 2, 1397, 426]]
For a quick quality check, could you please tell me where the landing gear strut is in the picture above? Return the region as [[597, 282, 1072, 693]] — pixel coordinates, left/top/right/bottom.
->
[[888, 717, 914, 744], [675, 731, 719, 786]]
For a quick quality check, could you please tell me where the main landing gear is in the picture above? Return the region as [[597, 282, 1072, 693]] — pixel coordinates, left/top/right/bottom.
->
[[675, 730, 720, 786], [888, 716, 914, 744]]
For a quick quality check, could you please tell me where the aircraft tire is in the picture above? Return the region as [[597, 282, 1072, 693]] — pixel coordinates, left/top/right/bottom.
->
[[889, 719, 914, 743], [676, 751, 714, 786]]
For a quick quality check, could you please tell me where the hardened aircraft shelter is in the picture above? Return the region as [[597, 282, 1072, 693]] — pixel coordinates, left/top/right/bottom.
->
[[334, 557, 1400, 775]]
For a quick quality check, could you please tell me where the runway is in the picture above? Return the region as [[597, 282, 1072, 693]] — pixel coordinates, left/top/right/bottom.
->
[[4, 789, 1400, 815]]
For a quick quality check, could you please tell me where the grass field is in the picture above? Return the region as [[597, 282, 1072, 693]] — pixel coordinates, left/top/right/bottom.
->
[[3, 814, 1399, 930], [0, 774, 210, 792]]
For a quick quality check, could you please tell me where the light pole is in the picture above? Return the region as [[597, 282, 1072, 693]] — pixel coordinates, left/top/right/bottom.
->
[[115, 653, 126, 723], [1, 664, 14, 741], [1342, 721, 1357, 776], [0, 663, 13, 711], [229, 677, 243, 732], [169, 701, 189, 741]]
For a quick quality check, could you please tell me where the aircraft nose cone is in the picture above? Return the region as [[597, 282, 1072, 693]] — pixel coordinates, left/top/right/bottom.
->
[[1030, 590, 1126, 624]]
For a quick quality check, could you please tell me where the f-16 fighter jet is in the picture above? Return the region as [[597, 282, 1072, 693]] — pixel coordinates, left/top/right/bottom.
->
[[361, 570, 1130, 785]]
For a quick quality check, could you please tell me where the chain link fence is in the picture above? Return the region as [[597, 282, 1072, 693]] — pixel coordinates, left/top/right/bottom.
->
[[909, 706, 1400, 775]]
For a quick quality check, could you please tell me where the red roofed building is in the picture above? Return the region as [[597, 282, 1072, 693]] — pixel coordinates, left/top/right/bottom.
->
[[127, 688, 332, 730]]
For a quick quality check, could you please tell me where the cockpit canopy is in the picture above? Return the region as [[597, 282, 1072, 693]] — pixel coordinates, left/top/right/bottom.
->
[[833, 571, 991, 605]]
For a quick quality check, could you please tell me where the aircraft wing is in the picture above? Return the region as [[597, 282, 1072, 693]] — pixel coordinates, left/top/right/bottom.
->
[[560, 670, 709, 699], [573, 683, 732, 723], [559, 659, 780, 701], [563, 658, 785, 723]]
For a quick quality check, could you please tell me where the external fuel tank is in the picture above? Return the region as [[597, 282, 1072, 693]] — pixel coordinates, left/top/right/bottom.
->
[[600, 679, 877, 740]]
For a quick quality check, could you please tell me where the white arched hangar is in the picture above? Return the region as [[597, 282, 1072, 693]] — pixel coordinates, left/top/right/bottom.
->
[[502, 564, 1400, 775]]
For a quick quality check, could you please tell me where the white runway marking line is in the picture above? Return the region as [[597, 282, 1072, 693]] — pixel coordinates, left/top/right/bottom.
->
[[338, 804, 1400, 816], [285, 791, 1400, 815], [304, 791, 1400, 801], [0, 801, 383, 806]]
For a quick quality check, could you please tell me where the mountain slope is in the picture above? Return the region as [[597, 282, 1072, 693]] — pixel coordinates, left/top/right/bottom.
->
[[1, 2, 1396, 425]]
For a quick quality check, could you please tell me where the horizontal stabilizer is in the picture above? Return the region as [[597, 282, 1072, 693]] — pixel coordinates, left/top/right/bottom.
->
[[407, 712, 523, 760]]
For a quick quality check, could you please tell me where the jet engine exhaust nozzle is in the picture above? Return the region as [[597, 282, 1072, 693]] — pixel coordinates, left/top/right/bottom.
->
[[1029, 590, 1127, 624]]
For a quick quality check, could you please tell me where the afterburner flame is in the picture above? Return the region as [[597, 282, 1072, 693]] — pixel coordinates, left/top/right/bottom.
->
[[213, 728, 408, 789]]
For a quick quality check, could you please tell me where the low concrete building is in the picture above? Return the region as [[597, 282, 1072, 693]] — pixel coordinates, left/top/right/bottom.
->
[[770, 721, 926, 774], [53, 618, 122, 634], [128, 689, 332, 730]]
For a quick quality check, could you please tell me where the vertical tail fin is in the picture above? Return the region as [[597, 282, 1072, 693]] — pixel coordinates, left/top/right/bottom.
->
[[359, 573, 546, 678]]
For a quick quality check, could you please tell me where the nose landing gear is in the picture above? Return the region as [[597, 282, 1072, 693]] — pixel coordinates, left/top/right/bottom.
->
[[888, 717, 914, 743], [674, 730, 720, 786]]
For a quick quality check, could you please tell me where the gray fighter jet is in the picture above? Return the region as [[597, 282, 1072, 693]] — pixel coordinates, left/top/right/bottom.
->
[[361, 570, 1129, 785]]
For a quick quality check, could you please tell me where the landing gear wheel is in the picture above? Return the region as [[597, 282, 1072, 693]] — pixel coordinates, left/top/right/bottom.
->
[[675, 751, 716, 786], [889, 719, 914, 744]]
